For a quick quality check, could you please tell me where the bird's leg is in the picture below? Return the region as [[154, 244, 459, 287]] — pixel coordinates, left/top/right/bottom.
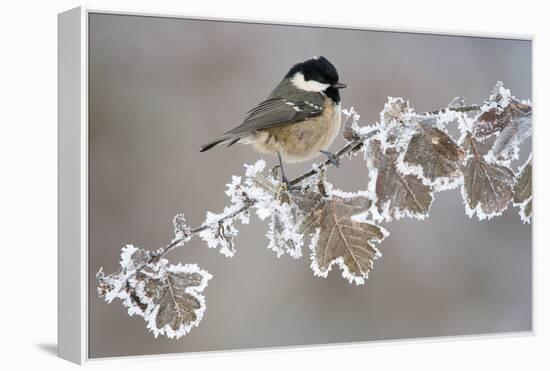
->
[[277, 151, 292, 190], [320, 150, 341, 168]]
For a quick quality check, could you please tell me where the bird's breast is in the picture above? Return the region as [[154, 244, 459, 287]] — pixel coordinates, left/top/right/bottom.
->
[[253, 97, 342, 163]]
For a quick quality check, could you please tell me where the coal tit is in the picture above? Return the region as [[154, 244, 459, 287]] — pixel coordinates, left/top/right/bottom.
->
[[200, 56, 347, 187]]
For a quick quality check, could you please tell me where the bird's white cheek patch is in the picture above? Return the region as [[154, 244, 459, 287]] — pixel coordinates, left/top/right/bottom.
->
[[290, 72, 330, 92]]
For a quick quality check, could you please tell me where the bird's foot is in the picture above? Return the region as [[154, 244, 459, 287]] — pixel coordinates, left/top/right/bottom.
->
[[281, 174, 293, 191], [320, 150, 341, 168], [275, 175, 294, 201]]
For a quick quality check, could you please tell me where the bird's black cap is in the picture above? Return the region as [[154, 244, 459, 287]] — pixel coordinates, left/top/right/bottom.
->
[[285, 56, 340, 86]]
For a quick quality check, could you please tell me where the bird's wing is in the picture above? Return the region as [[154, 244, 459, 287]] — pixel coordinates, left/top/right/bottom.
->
[[224, 92, 325, 137]]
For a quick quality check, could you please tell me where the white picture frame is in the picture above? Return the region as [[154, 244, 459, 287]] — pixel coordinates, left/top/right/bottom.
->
[[58, 7, 533, 364]]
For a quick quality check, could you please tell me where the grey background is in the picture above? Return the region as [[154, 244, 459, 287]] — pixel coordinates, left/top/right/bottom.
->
[[88, 13, 532, 358]]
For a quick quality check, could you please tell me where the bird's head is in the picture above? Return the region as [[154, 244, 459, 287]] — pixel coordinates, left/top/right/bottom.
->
[[285, 56, 347, 93]]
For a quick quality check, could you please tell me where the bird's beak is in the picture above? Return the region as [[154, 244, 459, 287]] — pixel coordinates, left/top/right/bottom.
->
[[332, 82, 347, 89]]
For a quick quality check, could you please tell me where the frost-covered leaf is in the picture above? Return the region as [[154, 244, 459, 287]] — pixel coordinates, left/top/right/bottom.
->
[[399, 121, 466, 190], [301, 192, 388, 285], [377, 97, 415, 151], [488, 100, 532, 163], [137, 264, 212, 339], [473, 82, 532, 163], [97, 245, 212, 339], [461, 133, 516, 220], [252, 175, 306, 258], [97, 245, 151, 303], [342, 107, 361, 141], [513, 155, 532, 223], [382, 97, 412, 123], [366, 140, 433, 221], [292, 188, 325, 215], [474, 82, 527, 136]]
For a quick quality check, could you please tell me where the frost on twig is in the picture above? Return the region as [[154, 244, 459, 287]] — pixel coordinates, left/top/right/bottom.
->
[[97, 81, 532, 340]]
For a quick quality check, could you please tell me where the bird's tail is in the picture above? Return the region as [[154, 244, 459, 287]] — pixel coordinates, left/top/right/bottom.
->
[[199, 135, 240, 152]]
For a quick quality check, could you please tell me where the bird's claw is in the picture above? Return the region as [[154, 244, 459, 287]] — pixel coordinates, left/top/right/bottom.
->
[[321, 150, 341, 168], [281, 175, 293, 191]]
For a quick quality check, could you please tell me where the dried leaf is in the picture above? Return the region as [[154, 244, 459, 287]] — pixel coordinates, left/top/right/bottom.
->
[[513, 155, 532, 223], [140, 265, 211, 338], [301, 192, 388, 285], [399, 122, 465, 189], [382, 97, 411, 123], [473, 83, 532, 163], [291, 188, 324, 215], [97, 245, 150, 302], [367, 140, 433, 221], [461, 133, 516, 220], [97, 245, 212, 339], [342, 107, 361, 141], [249, 174, 305, 258], [475, 99, 531, 137], [378, 97, 414, 150]]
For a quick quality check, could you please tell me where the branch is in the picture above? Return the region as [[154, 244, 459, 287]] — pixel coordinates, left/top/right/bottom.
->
[[148, 104, 482, 264], [97, 82, 532, 340]]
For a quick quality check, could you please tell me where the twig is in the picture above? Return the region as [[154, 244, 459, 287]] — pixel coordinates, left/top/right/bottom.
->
[[289, 129, 379, 186], [424, 104, 481, 116]]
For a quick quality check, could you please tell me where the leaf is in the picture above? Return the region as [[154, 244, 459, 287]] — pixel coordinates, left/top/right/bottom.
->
[[474, 99, 530, 137], [399, 121, 466, 190], [366, 140, 433, 221], [291, 188, 325, 214], [96, 245, 151, 303], [300, 192, 388, 285], [489, 105, 531, 162], [513, 155, 532, 223], [377, 97, 414, 150], [341, 107, 361, 141], [461, 133, 516, 220], [473, 83, 532, 163], [97, 244, 212, 339], [265, 193, 305, 259], [381, 97, 411, 123], [247, 174, 306, 258], [139, 264, 212, 339]]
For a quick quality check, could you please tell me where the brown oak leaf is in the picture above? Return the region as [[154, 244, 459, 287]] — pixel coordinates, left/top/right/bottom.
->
[[461, 133, 516, 220], [473, 83, 532, 162], [138, 264, 211, 338], [299, 192, 388, 285], [367, 140, 433, 221], [400, 122, 466, 189]]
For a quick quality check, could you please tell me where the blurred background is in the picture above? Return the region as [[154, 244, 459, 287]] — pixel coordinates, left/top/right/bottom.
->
[[88, 13, 532, 358]]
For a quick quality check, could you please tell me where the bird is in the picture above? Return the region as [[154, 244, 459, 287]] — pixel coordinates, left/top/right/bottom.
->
[[200, 56, 347, 188]]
